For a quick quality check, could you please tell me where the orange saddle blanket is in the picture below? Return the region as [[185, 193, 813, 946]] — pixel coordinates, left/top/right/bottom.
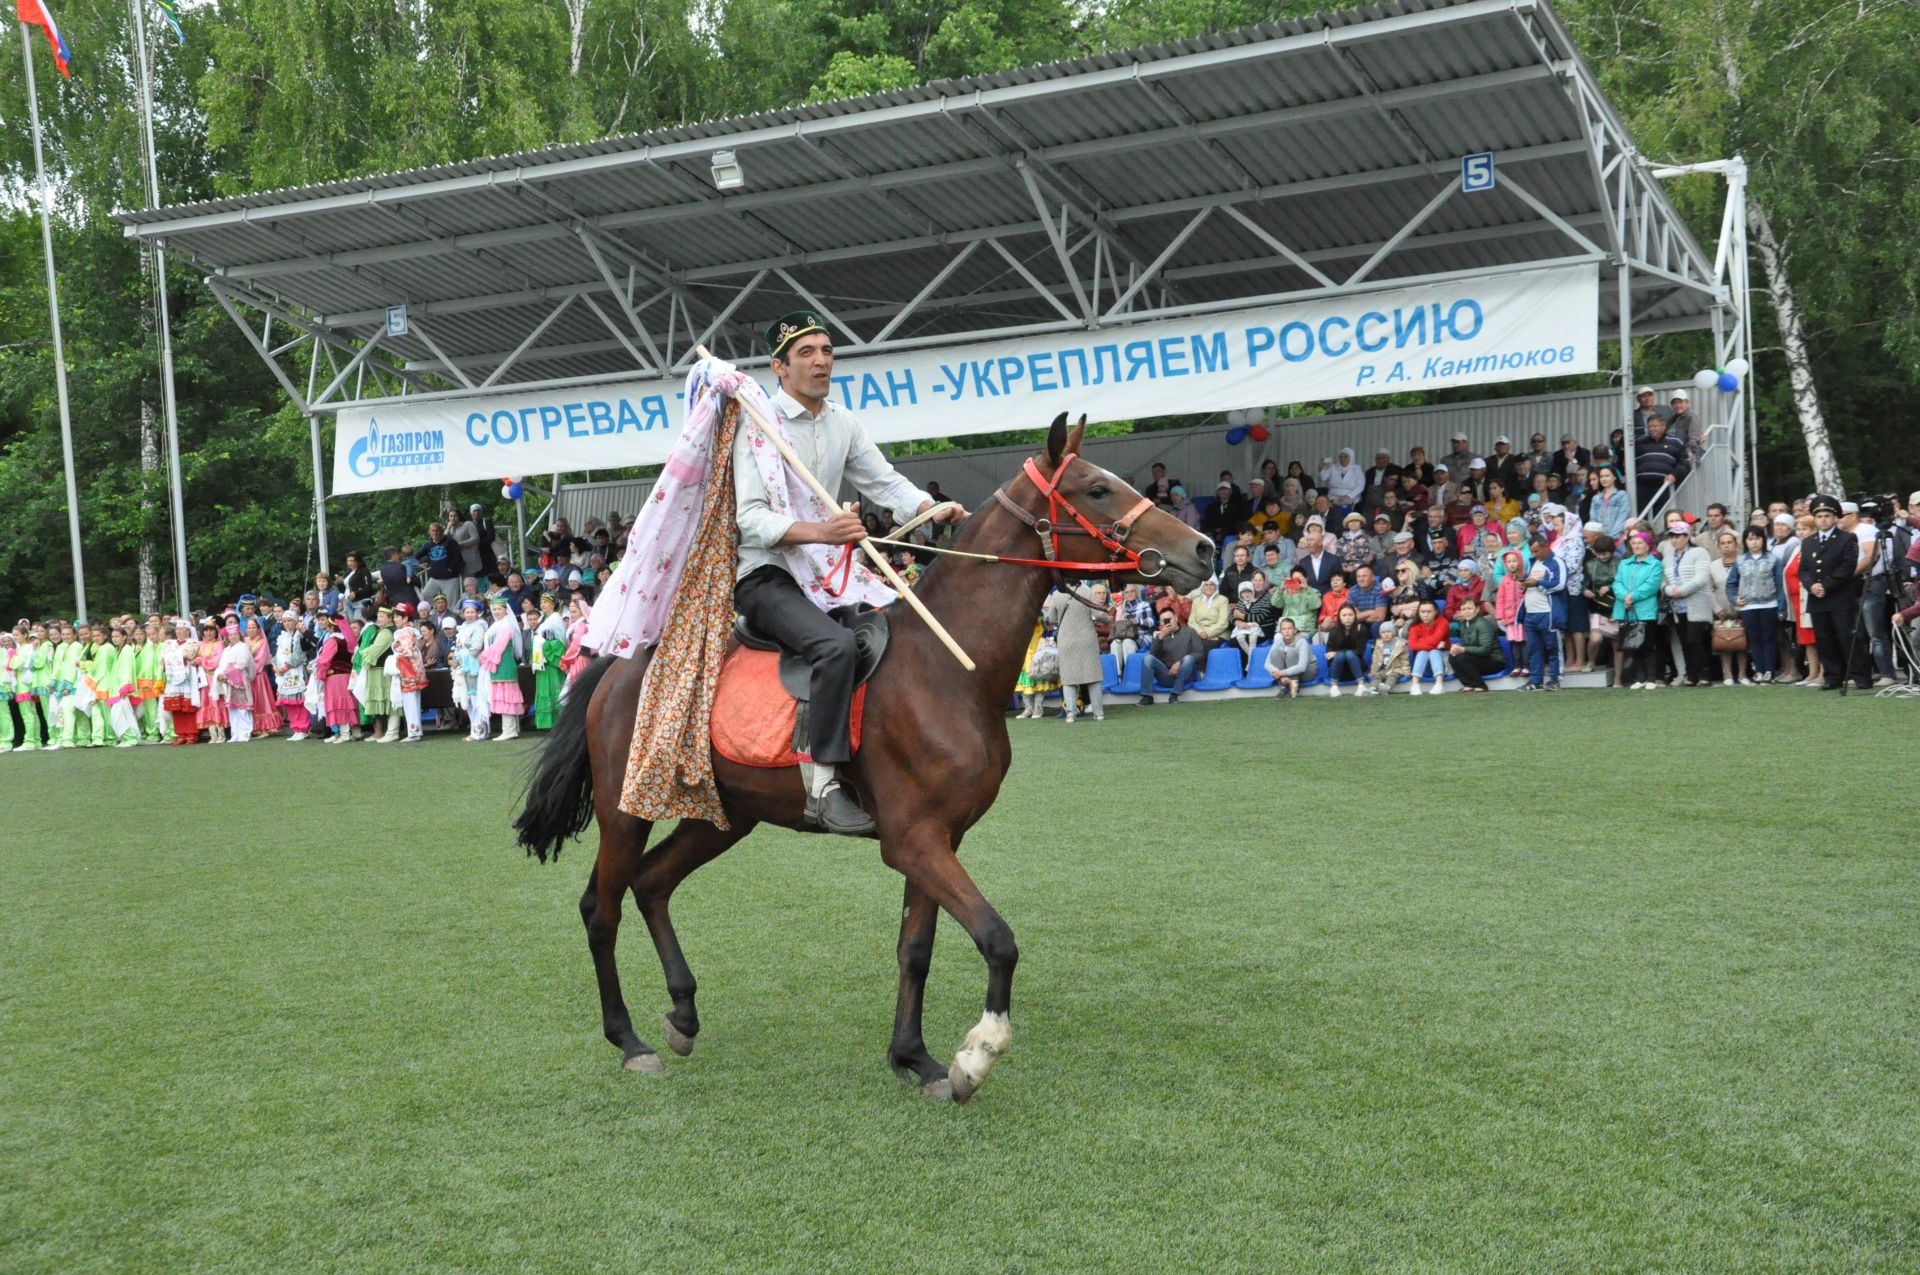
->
[[709, 644, 867, 768]]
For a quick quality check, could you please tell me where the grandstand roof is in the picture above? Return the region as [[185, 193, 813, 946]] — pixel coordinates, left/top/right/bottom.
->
[[118, 0, 1724, 411]]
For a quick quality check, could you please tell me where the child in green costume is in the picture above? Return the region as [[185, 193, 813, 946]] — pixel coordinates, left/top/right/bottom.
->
[[101, 626, 142, 746], [0, 631, 16, 750], [359, 608, 397, 742], [530, 594, 567, 730], [135, 621, 167, 741], [15, 624, 49, 750]]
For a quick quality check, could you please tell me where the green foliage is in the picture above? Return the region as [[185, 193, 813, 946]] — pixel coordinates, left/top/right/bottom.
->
[[0, 0, 1915, 617]]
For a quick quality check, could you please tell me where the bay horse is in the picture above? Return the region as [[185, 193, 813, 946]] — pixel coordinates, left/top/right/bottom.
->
[[514, 415, 1215, 1102]]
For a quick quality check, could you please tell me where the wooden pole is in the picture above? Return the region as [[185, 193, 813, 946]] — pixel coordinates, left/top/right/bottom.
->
[[696, 347, 975, 671]]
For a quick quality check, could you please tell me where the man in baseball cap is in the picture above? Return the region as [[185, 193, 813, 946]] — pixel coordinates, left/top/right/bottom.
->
[[1632, 385, 1669, 440]]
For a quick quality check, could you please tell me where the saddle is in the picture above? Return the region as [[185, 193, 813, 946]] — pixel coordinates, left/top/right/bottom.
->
[[731, 605, 890, 701], [711, 607, 889, 770]]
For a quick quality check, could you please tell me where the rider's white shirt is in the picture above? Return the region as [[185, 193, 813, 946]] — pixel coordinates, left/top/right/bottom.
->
[[733, 387, 931, 581]]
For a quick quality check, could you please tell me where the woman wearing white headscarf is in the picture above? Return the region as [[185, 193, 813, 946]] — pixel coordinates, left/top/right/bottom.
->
[[1318, 448, 1365, 512]]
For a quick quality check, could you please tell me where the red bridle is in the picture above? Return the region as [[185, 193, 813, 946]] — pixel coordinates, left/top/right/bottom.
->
[[989, 453, 1165, 578]]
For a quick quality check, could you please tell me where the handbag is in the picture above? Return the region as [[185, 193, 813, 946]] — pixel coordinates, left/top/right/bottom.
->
[[1711, 620, 1748, 652], [1620, 619, 1647, 652]]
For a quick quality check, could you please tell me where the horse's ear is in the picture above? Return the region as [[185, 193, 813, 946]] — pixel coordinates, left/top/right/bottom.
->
[[1064, 414, 1086, 460], [1044, 413, 1069, 467]]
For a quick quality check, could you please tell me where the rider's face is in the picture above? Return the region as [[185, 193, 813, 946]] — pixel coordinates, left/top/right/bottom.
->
[[775, 335, 835, 402]]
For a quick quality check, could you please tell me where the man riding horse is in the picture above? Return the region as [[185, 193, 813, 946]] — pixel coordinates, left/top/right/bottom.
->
[[736, 312, 967, 836]]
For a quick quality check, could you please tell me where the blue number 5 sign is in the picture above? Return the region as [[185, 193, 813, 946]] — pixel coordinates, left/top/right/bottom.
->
[[1461, 152, 1496, 193]]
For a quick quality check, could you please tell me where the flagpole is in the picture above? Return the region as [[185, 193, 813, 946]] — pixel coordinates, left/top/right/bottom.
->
[[21, 20, 88, 624], [129, 0, 191, 615]]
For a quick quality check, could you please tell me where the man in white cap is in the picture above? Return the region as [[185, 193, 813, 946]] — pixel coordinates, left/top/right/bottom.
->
[[1631, 386, 1669, 439], [1666, 391, 1700, 456], [1488, 434, 1516, 488], [1444, 431, 1478, 473]]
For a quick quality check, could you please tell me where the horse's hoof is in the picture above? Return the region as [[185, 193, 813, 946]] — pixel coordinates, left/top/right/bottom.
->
[[919, 1076, 954, 1101], [623, 1050, 665, 1074], [662, 1016, 695, 1057], [948, 1012, 1011, 1105]]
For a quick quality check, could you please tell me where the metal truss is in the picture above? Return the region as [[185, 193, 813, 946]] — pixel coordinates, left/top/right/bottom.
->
[[153, 0, 1741, 432]]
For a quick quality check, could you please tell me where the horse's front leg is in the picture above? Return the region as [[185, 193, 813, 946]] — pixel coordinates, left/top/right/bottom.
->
[[887, 880, 951, 1099], [882, 828, 1017, 1105]]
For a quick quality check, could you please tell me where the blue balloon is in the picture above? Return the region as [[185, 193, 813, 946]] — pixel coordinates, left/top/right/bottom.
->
[[506, 482, 524, 500], [1225, 426, 1248, 445], [1717, 371, 1738, 393]]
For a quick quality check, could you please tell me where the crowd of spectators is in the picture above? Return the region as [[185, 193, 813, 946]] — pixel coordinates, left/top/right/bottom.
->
[[0, 502, 621, 751], [5, 418, 1915, 750], [1013, 412, 1920, 712]]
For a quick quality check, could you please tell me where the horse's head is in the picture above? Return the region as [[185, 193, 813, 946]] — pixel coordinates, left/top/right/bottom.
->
[[1011, 414, 1216, 592]]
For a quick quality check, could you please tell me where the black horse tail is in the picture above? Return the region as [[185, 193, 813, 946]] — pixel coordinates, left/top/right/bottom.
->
[[514, 655, 617, 863]]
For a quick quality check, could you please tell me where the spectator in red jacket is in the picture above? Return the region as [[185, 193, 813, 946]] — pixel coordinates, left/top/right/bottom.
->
[[1406, 599, 1452, 695]]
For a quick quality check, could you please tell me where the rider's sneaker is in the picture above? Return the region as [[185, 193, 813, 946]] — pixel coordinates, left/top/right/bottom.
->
[[806, 784, 876, 837]]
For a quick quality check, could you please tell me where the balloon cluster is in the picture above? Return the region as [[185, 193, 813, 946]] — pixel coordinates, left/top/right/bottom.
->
[[1224, 408, 1271, 446], [1692, 357, 1749, 394], [500, 477, 524, 501]]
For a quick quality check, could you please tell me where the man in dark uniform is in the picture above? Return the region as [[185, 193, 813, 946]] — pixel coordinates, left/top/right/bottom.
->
[[1801, 494, 1866, 689]]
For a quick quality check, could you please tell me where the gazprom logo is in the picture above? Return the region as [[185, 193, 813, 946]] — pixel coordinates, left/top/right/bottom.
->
[[346, 417, 445, 479]]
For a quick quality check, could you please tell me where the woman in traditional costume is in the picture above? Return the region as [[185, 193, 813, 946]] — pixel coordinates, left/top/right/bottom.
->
[[161, 619, 205, 745], [477, 595, 525, 742], [243, 617, 283, 738], [0, 632, 17, 752], [316, 611, 361, 742], [530, 593, 567, 730], [135, 621, 167, 742], [454, 597, 489, 741], [359, 606, 398, 743], [196, 620, 228, 743], [14, 624, 48, 750], [214, 623, 255, 742], [274, 613, 311, 741], [103, 625, 142, 746], [559, 595, 593, 690], [392, 624, 427, 743]]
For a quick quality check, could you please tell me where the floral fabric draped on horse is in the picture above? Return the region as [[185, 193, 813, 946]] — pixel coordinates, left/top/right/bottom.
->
[[587, 359, 895, 827]]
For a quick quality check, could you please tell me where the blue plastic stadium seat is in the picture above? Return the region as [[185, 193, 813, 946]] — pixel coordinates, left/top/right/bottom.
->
[[1110, 651, 1144, 694], [1099, 652, 1119, 691], [1305, 648, 1329, 688], [1236, 643, 1276, 689], [1192, 646, 1243, 692]]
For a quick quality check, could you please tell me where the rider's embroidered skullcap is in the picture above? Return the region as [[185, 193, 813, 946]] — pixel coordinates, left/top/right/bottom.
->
[[765, 311, 828, 360]]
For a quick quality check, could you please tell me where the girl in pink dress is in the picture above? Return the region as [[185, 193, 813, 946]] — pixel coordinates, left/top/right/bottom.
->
[[243, 618, 283, 737], [560, 596, 593, 687], [196, 620, 228, 742], [316, 612, 362, 741], [477, 596, 525, 742]]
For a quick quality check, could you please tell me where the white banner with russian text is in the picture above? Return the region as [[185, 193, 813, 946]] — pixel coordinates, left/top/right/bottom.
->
[[331, 263, 1598, 495]]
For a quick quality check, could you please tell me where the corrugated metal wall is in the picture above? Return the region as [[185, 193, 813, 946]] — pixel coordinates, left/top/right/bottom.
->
[[554, 382, 1743, 542]]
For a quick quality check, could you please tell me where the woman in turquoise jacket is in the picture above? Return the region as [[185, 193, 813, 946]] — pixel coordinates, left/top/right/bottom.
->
[[1611, 529, 1665, 688]]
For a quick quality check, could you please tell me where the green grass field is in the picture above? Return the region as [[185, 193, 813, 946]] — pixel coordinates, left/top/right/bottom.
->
[[3, 692, 1916, 1272]]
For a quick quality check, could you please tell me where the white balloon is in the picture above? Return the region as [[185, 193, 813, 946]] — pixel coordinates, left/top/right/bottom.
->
[[1693, 368, 1720, 390], [1725, 357, 1750, 377], [1224, 409, 1245, 426]]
